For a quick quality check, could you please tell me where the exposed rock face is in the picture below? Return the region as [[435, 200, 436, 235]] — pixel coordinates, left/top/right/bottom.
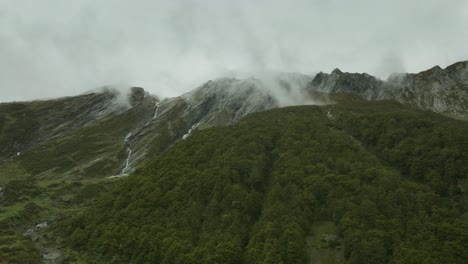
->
[[43, 250, 61, 264], [382, 62, 468, 115], [35, 221, 48, 230], [307, 60, 468, 115], [309, 69, 383, 100], [129, 87, 148, 106], [183, 78, 278, 125]]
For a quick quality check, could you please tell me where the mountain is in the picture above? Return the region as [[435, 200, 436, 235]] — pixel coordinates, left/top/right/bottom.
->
[[2, 61, 467, 178], [65, 101, 468, 264], [0, 73, 315, 180], [307, 61, 468, 115], [0, 61, 467, 263], [0, 74, 309, 263]]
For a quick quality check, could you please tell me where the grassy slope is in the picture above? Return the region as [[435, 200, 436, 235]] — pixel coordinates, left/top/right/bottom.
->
[[0, 94, 147, 263], [0, 103, 39, 161], [0, 93, 194, 263]]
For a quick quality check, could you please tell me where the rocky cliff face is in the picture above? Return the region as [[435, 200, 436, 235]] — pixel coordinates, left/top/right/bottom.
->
[[307, 60, 468, 116], [308, 69, 384, 100], [382, 61, 468, 114]]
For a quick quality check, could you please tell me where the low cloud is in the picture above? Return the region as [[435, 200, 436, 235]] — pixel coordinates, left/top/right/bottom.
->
[[1, 0, 467, 102]]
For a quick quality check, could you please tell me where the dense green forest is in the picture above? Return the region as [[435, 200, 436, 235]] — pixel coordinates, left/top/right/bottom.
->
[[62, 100, 468, 263]]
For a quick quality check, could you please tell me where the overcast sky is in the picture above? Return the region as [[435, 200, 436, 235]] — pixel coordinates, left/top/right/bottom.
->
[[1, 0, 467, 102]]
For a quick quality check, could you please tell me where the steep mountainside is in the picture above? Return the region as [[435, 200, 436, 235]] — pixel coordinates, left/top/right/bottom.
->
[[1, 61, 467, 180], [0, 75, 309, 263], [0, 80, 273, 179], [64, 100, 468, 264], [0, 61, 467, 263]]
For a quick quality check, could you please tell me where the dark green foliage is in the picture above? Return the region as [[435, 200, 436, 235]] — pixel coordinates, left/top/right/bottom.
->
[[64, 102, 468, 263], [0, 234, 41, 264], [0, 103, 39, 161], [0, 202, 42, 264], [334, 102, 468, 195], [0, 179, 41, 206]]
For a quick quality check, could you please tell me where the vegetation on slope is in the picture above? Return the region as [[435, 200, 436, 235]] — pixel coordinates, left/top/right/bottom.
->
[[0, 103, 39, 161], [0, 91, 198, 262], [64, 101, 468, 264]]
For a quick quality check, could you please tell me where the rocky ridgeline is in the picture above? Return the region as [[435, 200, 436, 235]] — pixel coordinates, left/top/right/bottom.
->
[[1, 61, 467, 179], [126, 61, 468, 173], [307, 60, 468, 115]]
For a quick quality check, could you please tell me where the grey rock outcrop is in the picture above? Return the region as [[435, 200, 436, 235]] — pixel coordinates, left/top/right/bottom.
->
[[308, 68, 383, 100], [183, 78, 278, 125], [307, 60, 468, 116]]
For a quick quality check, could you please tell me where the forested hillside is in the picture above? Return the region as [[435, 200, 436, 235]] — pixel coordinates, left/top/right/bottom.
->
[[63, 99, 468, 264]]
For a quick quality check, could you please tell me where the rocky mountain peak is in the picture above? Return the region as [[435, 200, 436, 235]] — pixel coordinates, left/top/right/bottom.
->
[[305, 60, 468, 115], [331, 68, 343, 75], [129, 87, 150, 106], [446, 60, 468, 72], [307, 69, 383, 100], [445, 60, 468, 82], [183, 77, 277, 125]]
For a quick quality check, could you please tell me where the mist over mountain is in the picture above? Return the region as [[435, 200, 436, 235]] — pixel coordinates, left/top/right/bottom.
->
[[2, 1, 468, 263], [1, 60, 467, 179], [2, 0, 468, 102]]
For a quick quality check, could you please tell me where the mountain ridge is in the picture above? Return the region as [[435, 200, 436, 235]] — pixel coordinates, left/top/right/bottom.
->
[[1, 60, 467, 178], [307, 60, 468, 115]]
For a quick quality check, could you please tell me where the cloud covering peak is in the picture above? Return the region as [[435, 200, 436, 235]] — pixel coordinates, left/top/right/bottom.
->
[[1, 0, 467, 102]]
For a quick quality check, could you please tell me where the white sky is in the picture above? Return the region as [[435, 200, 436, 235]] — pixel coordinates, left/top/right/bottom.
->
[[1, 0, 467, 102]]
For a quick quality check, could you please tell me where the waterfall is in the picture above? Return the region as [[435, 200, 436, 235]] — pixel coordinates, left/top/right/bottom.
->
[[120, 132, 133, 176], [182, 122, 201, 140], [153, 101, 162, 119]]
